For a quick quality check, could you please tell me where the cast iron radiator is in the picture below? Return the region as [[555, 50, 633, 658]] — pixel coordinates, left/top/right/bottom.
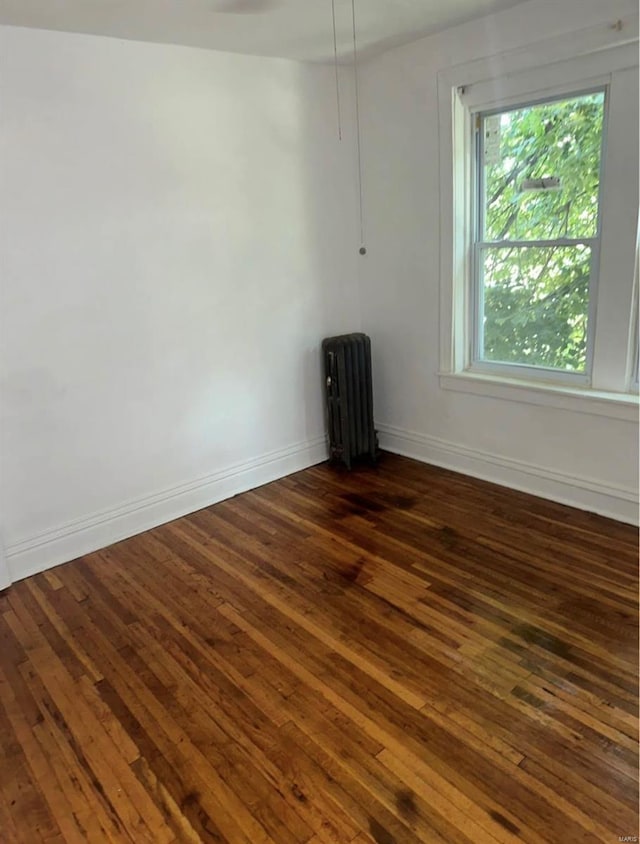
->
[[322, 333, 378, 469]]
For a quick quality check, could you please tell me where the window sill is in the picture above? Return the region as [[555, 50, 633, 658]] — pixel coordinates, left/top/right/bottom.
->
[[439, 371, 639, 422]]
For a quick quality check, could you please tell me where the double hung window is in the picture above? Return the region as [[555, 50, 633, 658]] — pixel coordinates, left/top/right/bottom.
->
[[472, 90, 606, 383], [439, 34, 639, 407]]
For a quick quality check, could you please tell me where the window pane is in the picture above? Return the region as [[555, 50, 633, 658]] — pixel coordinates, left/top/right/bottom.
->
[[482, 92, 605, 242], [480, 244, 591, 371]]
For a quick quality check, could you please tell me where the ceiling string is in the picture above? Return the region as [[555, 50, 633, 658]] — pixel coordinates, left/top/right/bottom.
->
[[351, 0, 365, 252], [331, 0, 342, 141]]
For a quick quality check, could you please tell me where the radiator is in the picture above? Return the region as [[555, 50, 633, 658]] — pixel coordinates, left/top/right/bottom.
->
[[322, 333, 378, 469]]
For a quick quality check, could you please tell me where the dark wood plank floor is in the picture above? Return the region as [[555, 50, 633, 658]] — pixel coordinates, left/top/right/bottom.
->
[[1, 453, 638, 843]]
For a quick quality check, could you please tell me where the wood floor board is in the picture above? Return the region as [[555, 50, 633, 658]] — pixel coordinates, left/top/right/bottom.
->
[[1, 453, 637, 843]]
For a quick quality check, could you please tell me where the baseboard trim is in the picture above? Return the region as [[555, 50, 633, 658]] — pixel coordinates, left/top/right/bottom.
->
[[377, 423, 639, 525], [8, 425, 636, 583], [7, 435, 329, 583]]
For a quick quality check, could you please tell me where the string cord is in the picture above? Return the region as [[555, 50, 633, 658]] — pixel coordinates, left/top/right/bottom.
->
[[351, 0, 364, 246], [331, 0, 342, 140]]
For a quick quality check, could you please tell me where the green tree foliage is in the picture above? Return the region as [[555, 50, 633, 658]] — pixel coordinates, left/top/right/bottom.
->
[[480, 92, 605, 371]]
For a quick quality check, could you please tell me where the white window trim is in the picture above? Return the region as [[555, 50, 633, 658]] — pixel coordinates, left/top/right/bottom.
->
[[622, 220, 640, 392], [436, 13, 640, 422], [439, 371, 638, 422]]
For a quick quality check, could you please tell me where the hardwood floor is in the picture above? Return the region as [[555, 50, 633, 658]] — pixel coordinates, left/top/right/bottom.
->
[[1, 453, 638, 843]]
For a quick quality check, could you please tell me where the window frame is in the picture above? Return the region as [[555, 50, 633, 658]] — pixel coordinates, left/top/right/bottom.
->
[[436, 26, 640, 418], [469, 86, 610, 386], [626, 232, 640, 393]]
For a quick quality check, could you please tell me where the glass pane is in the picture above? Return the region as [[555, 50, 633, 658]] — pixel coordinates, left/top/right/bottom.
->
[[480, 244, 591, 371], [482, 92, 605, 242]]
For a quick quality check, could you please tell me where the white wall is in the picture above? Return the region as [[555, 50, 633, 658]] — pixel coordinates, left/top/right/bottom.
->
[[1, 1, 637, 587], [0, 26, 361, 580], [357, 0, 639, 523]]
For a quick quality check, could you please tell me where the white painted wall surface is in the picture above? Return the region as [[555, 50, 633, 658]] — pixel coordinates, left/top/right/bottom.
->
[[357, 0, 639, 523], [1, 0, 637, 586], [0, 26, 360, 580]]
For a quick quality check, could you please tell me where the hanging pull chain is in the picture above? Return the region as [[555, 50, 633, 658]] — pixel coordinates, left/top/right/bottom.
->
[[331, 0, 342, 141], [351, 0, 365, 253]]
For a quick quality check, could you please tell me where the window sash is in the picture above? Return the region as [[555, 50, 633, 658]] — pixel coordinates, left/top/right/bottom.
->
[[475, 237, 597, 249], [471, 240, 599, 384], [475, 86, 608, 245]]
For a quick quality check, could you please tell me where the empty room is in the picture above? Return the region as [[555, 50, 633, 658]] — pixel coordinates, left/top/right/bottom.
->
[[0, 0, 638, 841]]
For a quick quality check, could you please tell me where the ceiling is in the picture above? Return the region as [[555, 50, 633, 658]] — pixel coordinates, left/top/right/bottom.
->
[[0, 0, 532, 62]]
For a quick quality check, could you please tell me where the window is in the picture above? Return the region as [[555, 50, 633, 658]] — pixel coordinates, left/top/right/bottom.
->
[[437, 32, 639, 412], [472, 90, 606, 383]]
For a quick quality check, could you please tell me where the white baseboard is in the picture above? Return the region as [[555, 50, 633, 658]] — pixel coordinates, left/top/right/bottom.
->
[[6, 435, 329, 584], [0, 540, 10, 591], [7, 424, 635, 585], [377, 423, 639, 526]]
